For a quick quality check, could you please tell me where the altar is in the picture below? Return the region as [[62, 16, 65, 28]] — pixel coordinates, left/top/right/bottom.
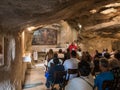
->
[[44, 47, 66, 53]]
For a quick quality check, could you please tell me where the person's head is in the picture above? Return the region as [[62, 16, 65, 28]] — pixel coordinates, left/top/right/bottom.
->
[[67, 48, 70, 52], [105, 48, 108, 52], [71, 50, 77, 58], [53, 53, 58, 58], [104, 53, 110, 59], [49, 49, 53, 54], [109, 58, 120, 70], [78, 48, 81, 52], [53, 58, 60, 65], [59, 49, 62, 53], [71, 42, 74, 45], [81, 51, 91, 62], [95, 50, 99, 54], [103, 49, 105, 52], [99, 58, 109, 72], [112, 48, 116, 51], [114, 51, 120, 60], [78, 60, 91, 76], [81, 51, 86, 60]]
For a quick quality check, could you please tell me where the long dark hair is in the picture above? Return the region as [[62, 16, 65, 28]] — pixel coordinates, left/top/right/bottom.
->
[[78, 60, 91, 76]]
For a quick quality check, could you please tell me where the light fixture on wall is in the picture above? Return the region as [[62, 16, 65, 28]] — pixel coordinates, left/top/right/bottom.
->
[[78, 23, 82, 29], [23, 53, 31, 62], [27, 26, 36, 31], [78, 23, 82, 34], [23, 55, 31, 62]]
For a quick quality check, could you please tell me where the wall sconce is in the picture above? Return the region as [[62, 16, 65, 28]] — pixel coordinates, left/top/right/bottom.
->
[[23, 55, 31, 62], [27, 26, 36, 31], [78, 23, 82, 29]]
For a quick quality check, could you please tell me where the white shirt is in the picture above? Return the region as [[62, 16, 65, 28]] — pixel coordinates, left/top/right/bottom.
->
[[63, 58, 79, 79], [65, 74, 94, 90], [77, 51, 82, 57]]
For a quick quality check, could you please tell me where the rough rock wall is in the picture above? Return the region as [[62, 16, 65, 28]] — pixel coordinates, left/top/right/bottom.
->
[[80, 37, 113, 55], [0, 33, 27, 90], [78, 27, 120, 55], [60, 20, 78, 45]]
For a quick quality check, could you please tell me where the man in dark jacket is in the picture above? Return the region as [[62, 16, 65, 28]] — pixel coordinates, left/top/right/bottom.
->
[[45, 57, 65, 89]]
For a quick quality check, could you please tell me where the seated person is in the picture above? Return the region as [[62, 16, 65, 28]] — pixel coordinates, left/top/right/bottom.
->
[[94, 58, 114, 90], [58, 49, 64, 60], [63, 50, 79, 80], [45, 58, 65, 89], [104, 52, 111, 59], [76, 48, 82, 60], [47, 53, 63, 68], [65, 60, 94, 90], [109, 59, 120, 89], [92, 57, 100, 76], [64, 48, 70, 61], [45, 49, 54, 62]]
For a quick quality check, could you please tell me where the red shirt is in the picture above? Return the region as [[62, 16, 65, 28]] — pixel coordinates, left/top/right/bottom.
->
[[68, 44, 77, 52]]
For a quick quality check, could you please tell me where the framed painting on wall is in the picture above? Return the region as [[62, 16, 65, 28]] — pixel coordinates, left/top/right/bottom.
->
[[32, 28, 57, 45], [0, 36, 4, 66]]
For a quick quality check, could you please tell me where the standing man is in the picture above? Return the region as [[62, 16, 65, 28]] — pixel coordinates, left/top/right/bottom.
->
[[68, 42, 77, 52]]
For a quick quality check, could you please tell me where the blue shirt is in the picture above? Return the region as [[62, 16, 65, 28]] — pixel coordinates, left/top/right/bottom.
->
[[94, 71, 114, 90]]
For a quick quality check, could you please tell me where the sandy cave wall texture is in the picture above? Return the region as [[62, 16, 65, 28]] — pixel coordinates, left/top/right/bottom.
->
[[0, 33, 27, 90]]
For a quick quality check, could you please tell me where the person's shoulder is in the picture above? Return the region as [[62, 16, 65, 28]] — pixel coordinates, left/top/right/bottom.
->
[[107, 71, 114, 76], [64, 59, 71, 62], [63, 59, 71, 66], [96, 71, 113, 78], [76, 58, 80, 62], [69, 77, 79, 82], [95, 73, 103, 79], [69, 77, 86, 86], [49, 59, 53, 62]]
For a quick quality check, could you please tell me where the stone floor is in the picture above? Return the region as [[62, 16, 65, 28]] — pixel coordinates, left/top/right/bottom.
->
[[22, 63, 47, 90]]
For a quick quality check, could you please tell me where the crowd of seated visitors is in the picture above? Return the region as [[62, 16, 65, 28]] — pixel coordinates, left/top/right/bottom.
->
[[44, 47, 120, 90]]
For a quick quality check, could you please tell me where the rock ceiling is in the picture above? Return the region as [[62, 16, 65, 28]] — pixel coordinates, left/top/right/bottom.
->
[[0, 0, 120, 35]]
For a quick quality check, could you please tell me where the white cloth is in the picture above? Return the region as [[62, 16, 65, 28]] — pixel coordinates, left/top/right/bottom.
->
[[63, 58, 79, 79], [33, 51, 38, 60], [47, 58, 63, 68], [102, 51, 106, 56], [77, 51, 82, 57], [65, 75, 94, 90]]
